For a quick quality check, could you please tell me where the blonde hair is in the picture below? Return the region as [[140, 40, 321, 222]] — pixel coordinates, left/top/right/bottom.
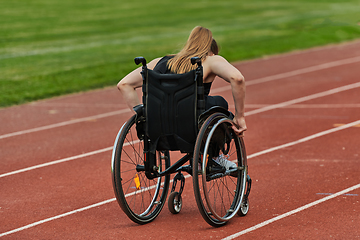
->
[[167, 26, 219, 74]]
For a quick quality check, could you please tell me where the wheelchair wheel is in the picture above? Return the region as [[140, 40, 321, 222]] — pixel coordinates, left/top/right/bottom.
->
[[193, 113, 248, 227], [111, 114, 170, 224], [168, 191, 182, 214], [238, 197, 249, 216]]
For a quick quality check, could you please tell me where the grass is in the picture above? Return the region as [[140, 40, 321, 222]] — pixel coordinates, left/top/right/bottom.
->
[[1, 0, 360, 107]]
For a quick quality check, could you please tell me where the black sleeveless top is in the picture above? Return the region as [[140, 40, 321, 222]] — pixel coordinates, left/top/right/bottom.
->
[[153, 56, 212, 96]]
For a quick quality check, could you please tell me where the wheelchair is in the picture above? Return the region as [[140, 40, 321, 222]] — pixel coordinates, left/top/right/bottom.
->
[[111, 56, 251, 227]]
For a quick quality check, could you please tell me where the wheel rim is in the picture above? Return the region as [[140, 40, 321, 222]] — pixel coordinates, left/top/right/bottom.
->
[[173, 193, 182, 213], [240, 198, 249, 215], [200, 118, 247, 222]]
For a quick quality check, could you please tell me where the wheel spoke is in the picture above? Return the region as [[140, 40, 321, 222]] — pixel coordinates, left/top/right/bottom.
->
[[112, 115, 170, 224]]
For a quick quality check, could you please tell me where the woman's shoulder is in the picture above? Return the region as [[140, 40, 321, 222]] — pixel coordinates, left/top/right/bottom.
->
[[206, 54, 228, 63], [203, 55, 230, 70]]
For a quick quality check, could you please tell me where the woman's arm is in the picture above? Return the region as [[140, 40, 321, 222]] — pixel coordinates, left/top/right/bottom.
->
[[206, 55, 247, 135], [117, 58, 161, 112]]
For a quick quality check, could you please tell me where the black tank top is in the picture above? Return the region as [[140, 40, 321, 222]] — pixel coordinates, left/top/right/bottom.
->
[[153, 56, 212, 96]]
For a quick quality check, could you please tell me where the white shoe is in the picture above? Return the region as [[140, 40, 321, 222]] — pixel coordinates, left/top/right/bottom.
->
[[212, 154, 236, 171]]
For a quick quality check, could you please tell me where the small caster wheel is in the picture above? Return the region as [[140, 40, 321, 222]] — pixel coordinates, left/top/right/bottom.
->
[[168, 192, 182, 214], [237, 197, 249, 216]]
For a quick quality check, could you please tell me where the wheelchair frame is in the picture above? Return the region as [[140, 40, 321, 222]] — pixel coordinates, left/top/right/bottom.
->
[[111, 57, 251, 227]]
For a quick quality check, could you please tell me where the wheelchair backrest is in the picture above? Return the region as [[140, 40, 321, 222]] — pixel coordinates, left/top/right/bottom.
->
[[140, 60, 204, 153]]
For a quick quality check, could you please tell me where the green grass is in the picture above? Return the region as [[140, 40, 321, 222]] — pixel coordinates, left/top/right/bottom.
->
[[1, 0, 360, 107]]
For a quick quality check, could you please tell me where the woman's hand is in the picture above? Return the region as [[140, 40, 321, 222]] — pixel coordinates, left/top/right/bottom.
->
[[232, 116, 247, 136]]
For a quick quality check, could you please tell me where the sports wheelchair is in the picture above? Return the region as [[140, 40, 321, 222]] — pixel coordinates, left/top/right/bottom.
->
[[111, 57, 251, 227]]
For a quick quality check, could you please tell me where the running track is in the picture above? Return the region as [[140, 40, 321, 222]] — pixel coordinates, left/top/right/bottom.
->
[[1, 40, 359, 239]]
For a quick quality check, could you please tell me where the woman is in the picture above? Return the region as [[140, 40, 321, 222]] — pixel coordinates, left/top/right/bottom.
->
[[117, 26, 247, 136]]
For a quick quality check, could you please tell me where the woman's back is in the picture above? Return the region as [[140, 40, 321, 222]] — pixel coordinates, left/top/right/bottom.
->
[[117, 26, 247, 135]]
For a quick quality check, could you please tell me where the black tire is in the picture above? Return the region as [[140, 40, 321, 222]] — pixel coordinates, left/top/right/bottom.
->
[[168, 191, 182, 214], [192, 113, 248, 227], [111, 114, 170, 224]]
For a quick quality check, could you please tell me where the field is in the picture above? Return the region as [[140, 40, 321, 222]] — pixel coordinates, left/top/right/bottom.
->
[[1, 0, 360, 107]]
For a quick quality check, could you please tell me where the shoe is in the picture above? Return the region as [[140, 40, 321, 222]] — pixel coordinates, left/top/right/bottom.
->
[[204, 154, 238, 181], [212, 154, 237, 171]]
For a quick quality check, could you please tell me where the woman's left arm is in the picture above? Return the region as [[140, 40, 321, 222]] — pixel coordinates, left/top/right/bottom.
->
[[207, 55, 247, 135]]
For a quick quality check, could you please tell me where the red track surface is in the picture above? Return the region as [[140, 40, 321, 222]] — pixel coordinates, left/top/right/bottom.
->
[[1, 41, 360, 239]]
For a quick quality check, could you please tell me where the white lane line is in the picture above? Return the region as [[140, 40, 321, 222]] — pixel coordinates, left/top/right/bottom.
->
[[1, 83, 359, 178], [245, 82, 360, 116], [1, 119, 359, 238], [1, 55, 360, 140], [245, 103, 360, 109], [0, 140, 139, 179], [0, 147, 112, 178], [30, 102, 126, 108], [0, 180, 157, 238], [247, 119, 360, 159], [246, 55, 360, 86], [211, 55, 360, 94], [0, 198, 117, 238], [222, 183, 360, 240], [0, 109, 130, 140]]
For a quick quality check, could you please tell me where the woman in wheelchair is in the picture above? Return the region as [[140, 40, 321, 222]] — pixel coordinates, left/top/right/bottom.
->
[[113, 26, 250, 226], [117, 26, 246, 136]]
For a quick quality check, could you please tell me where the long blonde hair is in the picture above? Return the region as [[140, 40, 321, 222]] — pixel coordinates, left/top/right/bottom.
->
[[167, 26, 219, 74]]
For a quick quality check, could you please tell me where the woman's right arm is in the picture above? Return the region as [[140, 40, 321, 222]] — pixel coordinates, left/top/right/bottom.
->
[[117, 67, 143, 111], [117, 58, 161, 112]]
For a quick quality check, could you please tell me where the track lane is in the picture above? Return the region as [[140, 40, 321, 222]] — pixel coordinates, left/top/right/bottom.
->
[[1, 119, 359, 238], [1, 94, 359, 236]]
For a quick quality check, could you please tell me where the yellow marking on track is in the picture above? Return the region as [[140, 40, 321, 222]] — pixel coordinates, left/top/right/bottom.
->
[[134, 174, 141, 190]]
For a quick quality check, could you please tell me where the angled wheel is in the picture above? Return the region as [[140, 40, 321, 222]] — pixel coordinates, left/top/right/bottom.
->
[[238, 197, 249, 216], [168, 191, 182, 214], [193, 113, 248, 227], [111, 114, 170, 224]]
